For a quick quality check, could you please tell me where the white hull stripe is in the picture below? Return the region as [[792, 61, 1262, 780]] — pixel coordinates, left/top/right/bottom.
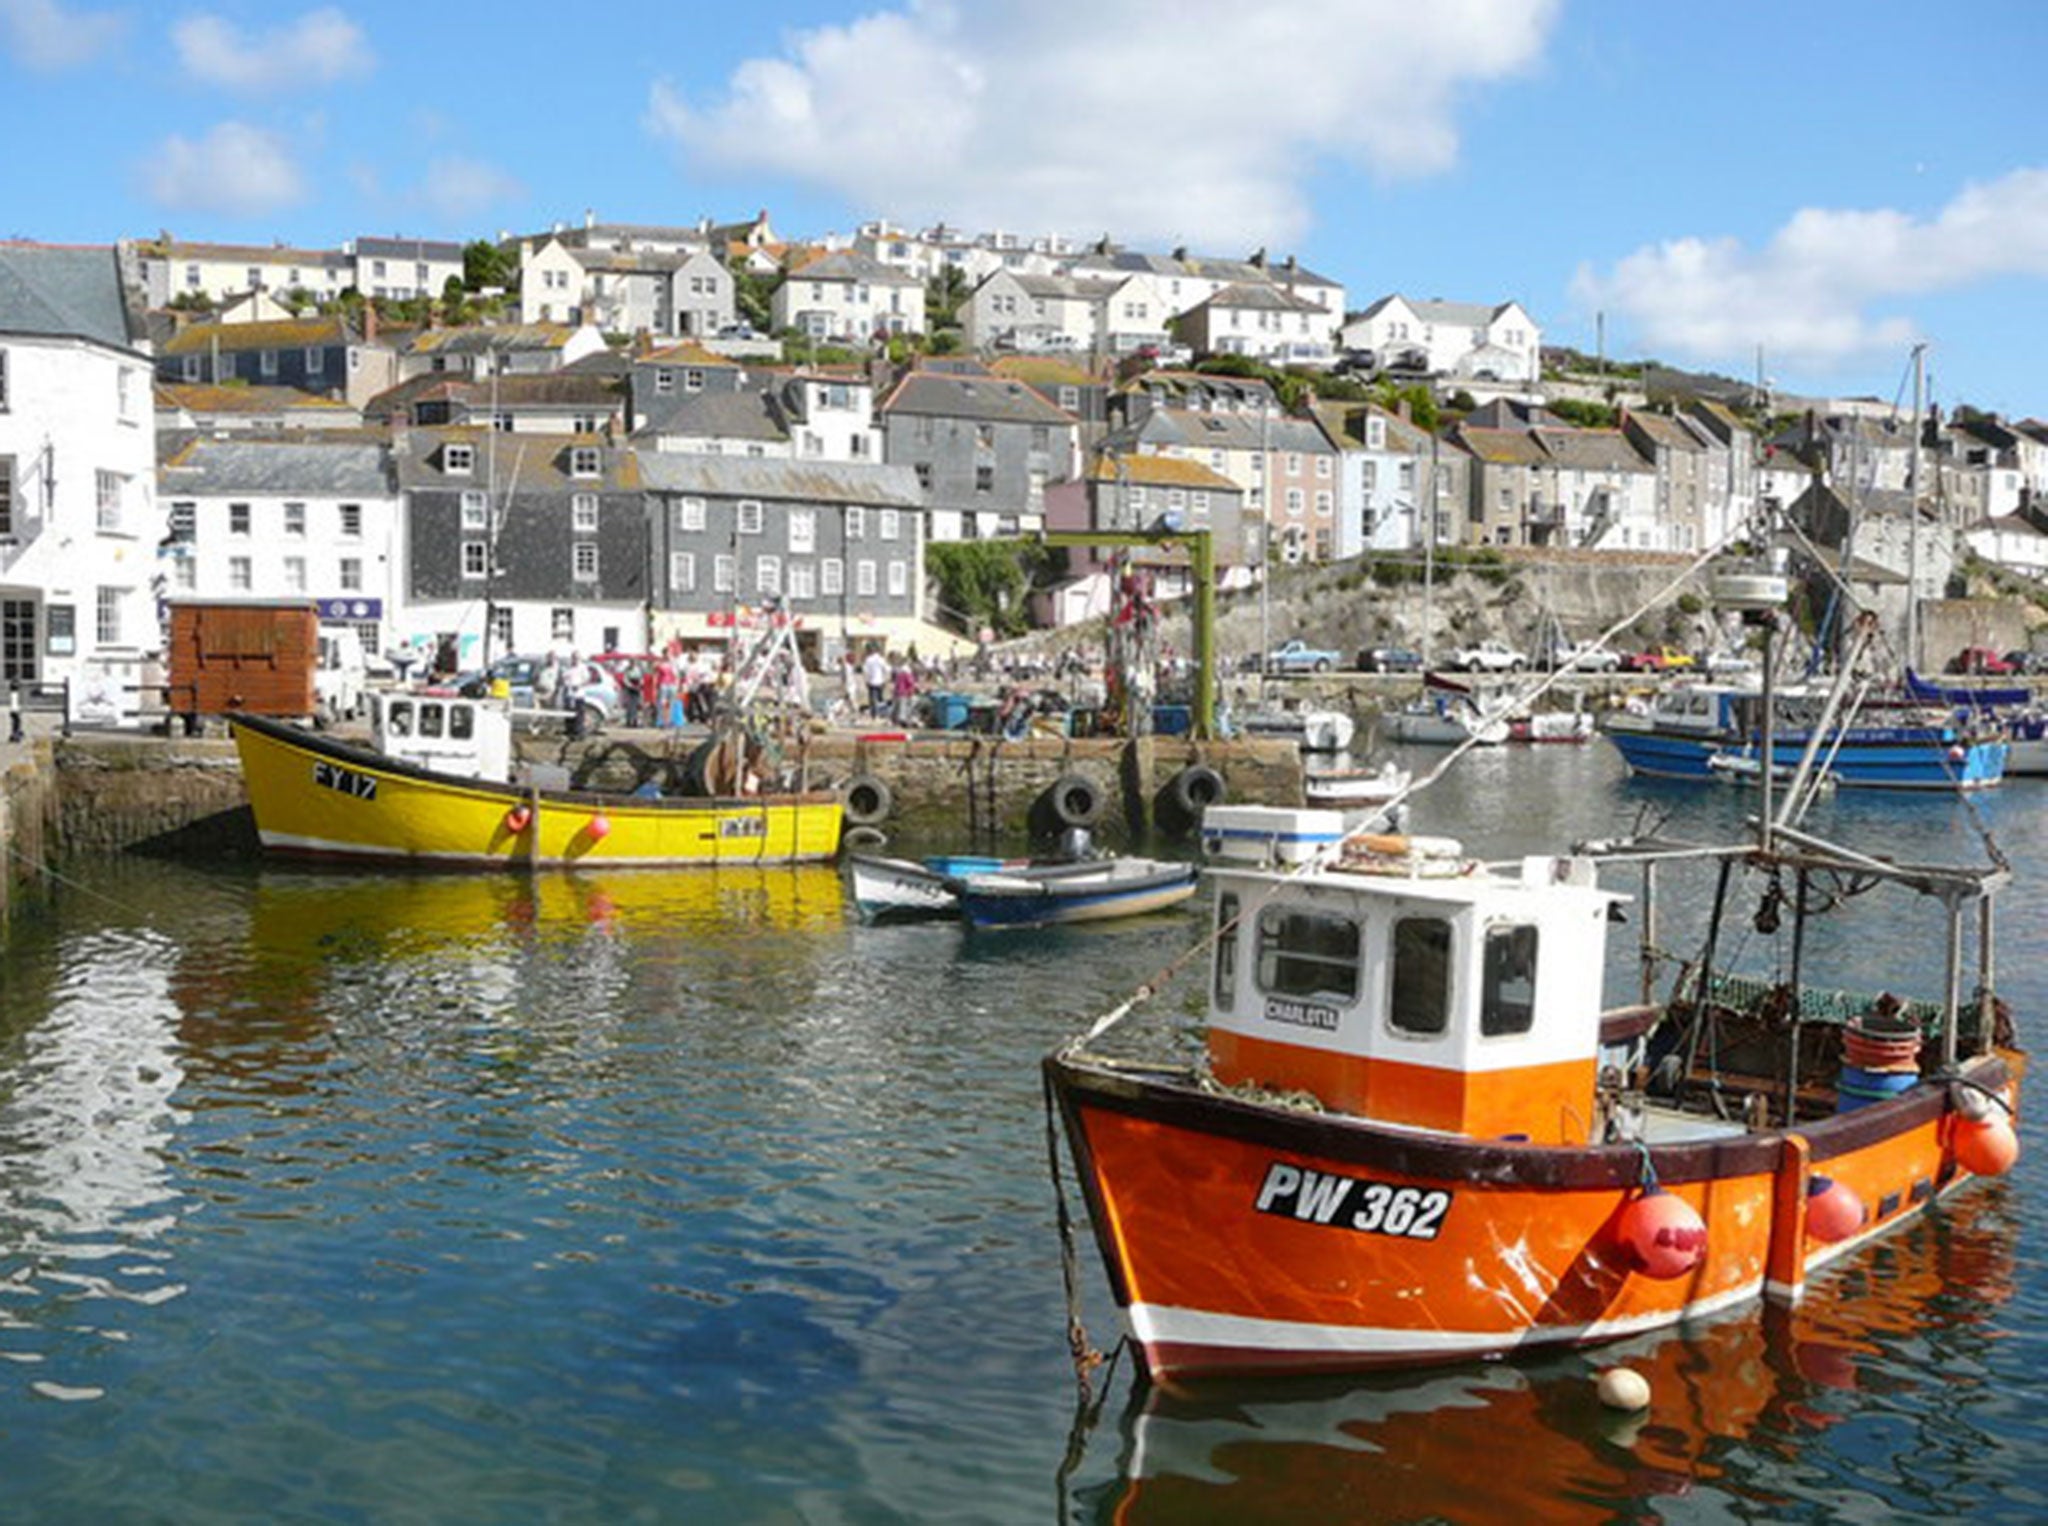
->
[[1127, 1279, 1767, 1361]]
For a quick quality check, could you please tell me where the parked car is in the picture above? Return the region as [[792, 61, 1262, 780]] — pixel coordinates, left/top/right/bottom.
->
[[1263, 639, 1341, 675], [1951, 646, 2017, 676], [716, 322, 761, 340], [2004, 650, 2046, 674], [1446, 640, 1527, 674], [1540, 640, 1621, 673], [457, 654, 621, 725], [1704, 649, 1759, 677], [1620, 645, 1698, 674], [1356, 645, 1423, 674]]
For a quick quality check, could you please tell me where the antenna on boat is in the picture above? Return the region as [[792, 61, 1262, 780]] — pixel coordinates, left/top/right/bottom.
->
[[1707, 545, 1791, 850]]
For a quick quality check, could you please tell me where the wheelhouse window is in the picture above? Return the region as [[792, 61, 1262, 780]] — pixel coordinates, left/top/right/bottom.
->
[[1389, 916, 1453, 1036], [1481, 925, 1538, 1037], [1255, 906, 1360, 1003]]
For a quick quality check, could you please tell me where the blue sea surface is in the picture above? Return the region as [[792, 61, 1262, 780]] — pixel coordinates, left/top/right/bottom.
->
[[0, 745, 2042, 1522]]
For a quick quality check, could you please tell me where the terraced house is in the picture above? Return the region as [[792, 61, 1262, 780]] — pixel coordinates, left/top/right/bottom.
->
[[0, 242, 156, 702], [879, 367, 1079, 541], [157, 313, 397, 409], [395, 426, 647, 665]]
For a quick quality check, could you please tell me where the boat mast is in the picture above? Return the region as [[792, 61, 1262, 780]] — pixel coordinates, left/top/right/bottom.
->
[[1906, 343, 1926, 672]]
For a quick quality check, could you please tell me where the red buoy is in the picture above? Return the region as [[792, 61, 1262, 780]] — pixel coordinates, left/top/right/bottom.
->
[[1954, 1115, 2019, 1177], [1617, 1187, 1707, 1279], [505, 804, 532, 833], [587, 813, 612, 841], [1805, 1175, 1865, 1244]]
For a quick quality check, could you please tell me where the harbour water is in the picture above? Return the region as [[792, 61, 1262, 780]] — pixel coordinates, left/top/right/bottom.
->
[[2, 744, 2045, 1521]]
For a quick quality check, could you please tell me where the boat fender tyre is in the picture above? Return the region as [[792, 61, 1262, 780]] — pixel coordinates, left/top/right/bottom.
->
[[1159, 764, 1226, 833], [843, 774, 893, 827], [841, 824, 888, 851], [1044, 772, 1103, 830]]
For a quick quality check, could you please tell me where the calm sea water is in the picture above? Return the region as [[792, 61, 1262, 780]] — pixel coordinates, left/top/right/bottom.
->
[[1, 745, 2045, 1523]]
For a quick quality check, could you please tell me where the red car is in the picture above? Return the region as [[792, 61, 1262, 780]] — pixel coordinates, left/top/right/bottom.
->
[[1951, 646, 2017, 676]]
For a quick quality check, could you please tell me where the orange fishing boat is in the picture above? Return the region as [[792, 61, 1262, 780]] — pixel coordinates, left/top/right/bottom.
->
[[1045, 801, 2022, 1380]]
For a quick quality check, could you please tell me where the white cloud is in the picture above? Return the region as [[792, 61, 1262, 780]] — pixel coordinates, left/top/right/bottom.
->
[[645, 0, 1558, 247], [143, 121, 306, 216], [0, 0, 124, 69], [412, 156, 525, 221], [172, 6, 373, 92], [1573, 168, 2048, 371]]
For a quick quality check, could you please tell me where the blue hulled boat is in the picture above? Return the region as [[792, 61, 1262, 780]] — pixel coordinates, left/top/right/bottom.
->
[[1603, 682, 2006, 791]]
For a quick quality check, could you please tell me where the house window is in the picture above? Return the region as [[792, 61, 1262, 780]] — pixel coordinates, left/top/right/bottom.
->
[[844, 506, 865, 540], [285, 501, 307, 536], [669, 551, 696, 591], [820, 558, 843, 596], [879, 509, 899, 541], [676, 496, 705, 532], [307, 348, 325, 376], [462, 541, 488, 579], [229, 502, 251, 536], [914, 464, 932, 492], [284, 556, 307, 591], [172, 557, 195, 591], [551, 607, 574, 641], [334, 557, 360, 591], [1286, 488, 1305, 517], [572, 493, 599, 531], [788, 562, 815, 600], [0, 457, 15, 535], [887, 560, 907, 597], [95, 470, 122, 530], [339, 503, 362, 537], [182, 355, 201, 382], [655, 369, 674, 395], [166, 498, 194, 542], [96, 587, 121, 646], [229, 556, 252, 591], [1059, 386, 1078, 409], [713, 555, 735, 593], [856, 560, 877, 596], [755, 555, 782, 594], [444, 444, 474, 474], [573, 543, 598, 581], [737, 500, 763, 535], [788, 509, 815, 554], [461, 492, 487, 528], [1316, 455, 1331, 479], [684, 369, 703, 392], [260, 350, 279, 377], [1315, 491, 1333, 516], [974, 465, 994, 493]]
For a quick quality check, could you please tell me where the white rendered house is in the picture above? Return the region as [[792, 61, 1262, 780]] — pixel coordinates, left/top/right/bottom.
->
[[0, 242, 159, 709]]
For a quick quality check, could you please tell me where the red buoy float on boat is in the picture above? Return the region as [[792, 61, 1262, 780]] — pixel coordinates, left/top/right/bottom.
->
[[1953, 1115, 2019, 1177], [505, 803, 532, 833], [1805, 1175, 1865, 1244], [587, 813, 612, 841], [1617, 1186, 1707, 1279]]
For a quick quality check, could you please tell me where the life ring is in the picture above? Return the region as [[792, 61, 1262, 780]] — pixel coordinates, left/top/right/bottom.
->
[[1168, 764, 1225, 818], [1042, 772, 1103, 830], [842, 773, 893, 827], [841, 824, 888, 851]]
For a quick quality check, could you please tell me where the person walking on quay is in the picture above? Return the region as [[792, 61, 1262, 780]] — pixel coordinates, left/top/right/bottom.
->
[[862, 645, 889, 717], [620, 658, 643, 729], [655, 653, 679, 729], [891, 653, 918, 726], [839, 650, 863, 724]]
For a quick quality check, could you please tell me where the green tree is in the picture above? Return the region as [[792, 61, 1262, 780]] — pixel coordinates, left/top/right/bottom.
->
[[926, 265, 969, 329], [926, 542, 1036, 637], [463, 239, 518, 292], [732, 268, 778, 332]]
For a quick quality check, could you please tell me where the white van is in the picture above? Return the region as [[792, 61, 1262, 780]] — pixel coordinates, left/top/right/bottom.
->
[[316, 624, 368, 725]]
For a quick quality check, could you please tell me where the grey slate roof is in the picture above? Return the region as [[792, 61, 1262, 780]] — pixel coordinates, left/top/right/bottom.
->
[[355, 236, 463, 262], [881, 371, 1075, 424], [637, 453, 923, 508], [637, 390, 788, 443], [159, 438, 393, 496], [787, 249, 921, 286], [0, 243, 140, 350]]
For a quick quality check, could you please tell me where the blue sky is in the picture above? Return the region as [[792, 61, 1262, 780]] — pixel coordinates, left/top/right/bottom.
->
[[5, 0, 2045, 417]]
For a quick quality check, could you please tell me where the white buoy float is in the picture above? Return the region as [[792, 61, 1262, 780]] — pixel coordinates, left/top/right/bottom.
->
[[1596, 1366, 1652, 1411]]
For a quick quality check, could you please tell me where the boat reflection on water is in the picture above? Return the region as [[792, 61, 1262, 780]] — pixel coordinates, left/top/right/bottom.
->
[[241, 862, 851, 954], [1081, 1200, 2017, 1522]]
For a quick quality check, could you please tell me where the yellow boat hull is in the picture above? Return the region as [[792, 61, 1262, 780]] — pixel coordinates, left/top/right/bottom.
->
[[231, 714, 843, 869]]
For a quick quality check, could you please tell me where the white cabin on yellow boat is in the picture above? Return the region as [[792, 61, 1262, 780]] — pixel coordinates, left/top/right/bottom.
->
[[369, 692, 512, 783], [1206, 808, 1623, 1145]]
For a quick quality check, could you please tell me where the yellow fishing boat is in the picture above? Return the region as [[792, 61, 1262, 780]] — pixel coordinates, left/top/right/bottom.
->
[[229, 698, 842, 869]]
